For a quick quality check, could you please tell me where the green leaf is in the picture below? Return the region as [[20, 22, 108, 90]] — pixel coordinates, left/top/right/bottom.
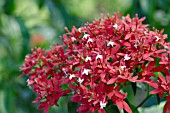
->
[[130, 104, 139, 113], [155, 57, 161, 66], [15, 16, 30, 58], [157, 0, 168, 11], [61, 84, 69, 90], [107, 57, 114, 63], [125, 99, 139, 113], [4, 89, 16, 113], [3, 0, 15, 15], [36, 0, 45, 9], [68, 97, 79, 113], [136, 82, 146, 90], [139, 0, 156, 25], [0, 90, 7, 113], [131, 82, 137, 96], [156, 94, 160, 105], [105, 104, 120, 113]]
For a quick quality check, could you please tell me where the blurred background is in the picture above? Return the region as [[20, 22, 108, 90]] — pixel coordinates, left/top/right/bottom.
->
[[0, 0, 170, 113]]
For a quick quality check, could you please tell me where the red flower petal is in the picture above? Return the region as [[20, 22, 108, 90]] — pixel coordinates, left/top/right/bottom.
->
[[71, 95, 81, 102], [150, 89, 163, 94], [111, 44, 120, 55], [122, 41, 131, 47], [107, 78, 117, 84], [166, 96, 170, 101], [148, 81, 158, 89], [115, 91, 125, 99], [107, 92, 114, 99], [143, 53, 152, 59], [164, 101, 170, 113], [158, 74, 166, 83], [116, 100, 123, 110], [98, 109, 106, 113], [145, 57, 154, 61], [125, 34, 132, 40], [77, 104, 89, 112], [123, 101, 132, 113]]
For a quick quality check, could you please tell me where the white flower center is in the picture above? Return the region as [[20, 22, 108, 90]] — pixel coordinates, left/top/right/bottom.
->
[[164, 46, 168, 49], [96, 54, 103, 60], [124, 54, 131, 61], [144, 31, 148, 35], [27, 79, 30, 83], [83, 34, 90, 39], [155, 36, 161, 41], [120, 66, 126, 70], [113, 24, 118, 29], [27, 79, 34, 86], [107, 41, 115, 47], [85, 56, 92, 62], [62, 68, 68, 76], [82, 68, 91, 75], [87, 38, 93, 43], [69, 74, 75, 80], [78, 28, 82, 32], [77, 78, 84, 84], [100, 101, 106, 109], [134, 43, 138, 48], [71, 37, 76, 42]]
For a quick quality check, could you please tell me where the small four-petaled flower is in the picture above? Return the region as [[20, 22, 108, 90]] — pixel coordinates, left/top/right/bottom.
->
[[77, 78, 84, 84], [85, 56, 92, 62], [69, 74, 75, 80], [96, 54, 103, 60], [124, 54, 131, 61], [83, 34, 90, 39], [100, 101, 107, 109], [113, 23, 118, 29], [107, 41, 115, 47], [87, 38, 93, 43], [82, 68, 91, 75]]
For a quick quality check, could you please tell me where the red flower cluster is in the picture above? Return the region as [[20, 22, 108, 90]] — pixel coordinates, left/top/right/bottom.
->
[[20, 13, 170, 113]]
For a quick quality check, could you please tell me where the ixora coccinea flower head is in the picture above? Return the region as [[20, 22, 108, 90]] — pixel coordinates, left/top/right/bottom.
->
[[20, 12, 170, 113]]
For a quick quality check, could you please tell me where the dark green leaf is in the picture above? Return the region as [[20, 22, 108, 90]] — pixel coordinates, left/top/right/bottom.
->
[[123, 109, 128, 113], [129, 104, 139, 113], [15, 16, 30, 58], [36, 0, 45, 9], [155, 57, 161, 66], [68, 97, 79, 113], [156, 94, 160, 105], [4, 89, 16, 113], [3, 0, 15, 15], [125, 99, 139, 113], [131, 82, 137, 96], [61, 84, 69, 90], [105, 104, 120, 113], [107, 57, 113, 63]]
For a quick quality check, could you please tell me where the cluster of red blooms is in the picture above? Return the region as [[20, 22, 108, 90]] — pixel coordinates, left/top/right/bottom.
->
[[20, 13, 170, 113]]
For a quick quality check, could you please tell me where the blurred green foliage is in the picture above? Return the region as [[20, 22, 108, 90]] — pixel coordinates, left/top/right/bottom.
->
[[0, 0, 170, 113]]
